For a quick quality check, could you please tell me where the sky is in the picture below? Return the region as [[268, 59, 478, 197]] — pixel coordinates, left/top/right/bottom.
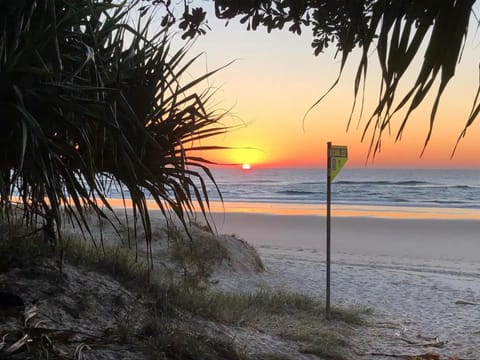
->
[[174, 4, 480, 169]]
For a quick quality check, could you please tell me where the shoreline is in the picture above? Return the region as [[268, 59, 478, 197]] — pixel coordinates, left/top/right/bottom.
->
[[106, 198, 480, 220], [207, 201, 480, 219], [10, 195, 477, 220]]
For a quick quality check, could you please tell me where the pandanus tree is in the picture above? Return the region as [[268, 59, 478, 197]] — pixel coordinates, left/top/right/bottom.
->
[[0, 0, 229, 258], [148, 0, 478, 155]]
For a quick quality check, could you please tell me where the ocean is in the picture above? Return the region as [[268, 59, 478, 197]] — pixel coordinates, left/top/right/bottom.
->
[[206, 168, 480, 209], [104, 167, 480, 218]]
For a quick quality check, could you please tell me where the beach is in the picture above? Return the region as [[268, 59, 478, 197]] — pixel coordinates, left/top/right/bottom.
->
[[7, 193, 475, 358], [105, 167, 480, 357], [201, 207, 480, 358]]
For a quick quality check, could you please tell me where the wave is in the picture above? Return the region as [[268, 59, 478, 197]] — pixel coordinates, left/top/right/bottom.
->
[[389, 198, 409, 203], [451, 185, 476, 190], [335, 180, 434, 186], [425, 200, 472, 205], [335, 182, 477, 190], [277, 190, 316, 195]]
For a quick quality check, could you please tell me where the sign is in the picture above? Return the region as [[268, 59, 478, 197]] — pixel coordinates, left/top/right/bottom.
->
[[329, 145, 348, 181], [325, 142, 348, 319]]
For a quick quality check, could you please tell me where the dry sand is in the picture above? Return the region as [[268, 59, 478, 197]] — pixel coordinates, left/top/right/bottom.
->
[[202, 211, 480, 359], [207, 212, 480, 263]]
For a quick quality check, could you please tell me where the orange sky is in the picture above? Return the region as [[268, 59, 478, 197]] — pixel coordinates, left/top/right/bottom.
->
[[181, 9, 480, 169]]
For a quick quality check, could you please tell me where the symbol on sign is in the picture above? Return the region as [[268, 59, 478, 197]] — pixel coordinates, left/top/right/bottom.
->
[[330, 147, 348, 158]]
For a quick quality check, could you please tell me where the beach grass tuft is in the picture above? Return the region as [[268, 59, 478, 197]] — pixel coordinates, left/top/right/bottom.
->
[[172, 288, 367, 324], [168, 288, 368, 359], [173, 289, 318, 322], [62, 234, 151, 286], [169, 225, 229, 291], [0, 220, 50, 271], [143, 311, 247, 360], [297, 330, 349, 359]]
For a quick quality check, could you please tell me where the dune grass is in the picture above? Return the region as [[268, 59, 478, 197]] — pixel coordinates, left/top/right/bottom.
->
[[0, 220, 50, 271], [0, 219, 370, 359], [168, 288, 368, 359], [168, 224, 229, 291], [62, 234, 152, 286], [142, 316, 247, 360]]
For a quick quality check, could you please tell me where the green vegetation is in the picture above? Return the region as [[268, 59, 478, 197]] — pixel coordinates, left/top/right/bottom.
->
[[63, 234, 152, 286], [169, 225, 230, 291], [0, 0, 230, 258], [143, 318, 247, 360], [174, 289, 322, 322], [0, 220, 50, 271], [170, 289, 368, 359]]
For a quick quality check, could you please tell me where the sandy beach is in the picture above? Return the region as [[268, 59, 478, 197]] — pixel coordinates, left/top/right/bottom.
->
[[201, 210, 480, 358], [26, 200, 477, 358]]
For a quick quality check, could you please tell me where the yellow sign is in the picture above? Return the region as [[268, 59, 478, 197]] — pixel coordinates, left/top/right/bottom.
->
[[329, 145, 348, 181]]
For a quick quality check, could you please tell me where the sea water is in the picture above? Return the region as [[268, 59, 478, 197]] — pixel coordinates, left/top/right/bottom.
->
[[206, 168, 480, 209], [105, 167, 480, 218]]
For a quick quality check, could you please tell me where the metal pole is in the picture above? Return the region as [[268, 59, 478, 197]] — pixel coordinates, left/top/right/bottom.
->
[[326, 141, 332, 319]]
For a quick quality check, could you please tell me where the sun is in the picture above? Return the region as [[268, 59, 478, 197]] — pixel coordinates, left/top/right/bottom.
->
[[241, 163, 251, 170]]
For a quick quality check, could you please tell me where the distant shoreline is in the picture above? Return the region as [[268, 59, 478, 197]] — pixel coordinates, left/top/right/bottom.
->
[[105, 198, 480, 220], [204, 201, 480, 220]]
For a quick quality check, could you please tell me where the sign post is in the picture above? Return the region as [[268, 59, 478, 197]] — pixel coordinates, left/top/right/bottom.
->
[[326, 142, 348, 319]]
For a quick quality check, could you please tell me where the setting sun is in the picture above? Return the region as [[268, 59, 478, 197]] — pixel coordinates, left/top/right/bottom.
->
[[242, 163, 251, 170]]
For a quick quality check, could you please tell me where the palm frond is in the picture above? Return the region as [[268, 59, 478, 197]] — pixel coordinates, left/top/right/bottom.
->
[[0, 0, 231, 266], [148, 0, 478, 154]]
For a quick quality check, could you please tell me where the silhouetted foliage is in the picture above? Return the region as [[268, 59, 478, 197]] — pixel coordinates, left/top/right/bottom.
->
[[146, 0, 478, 155], [0, 0, 229, 260]]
